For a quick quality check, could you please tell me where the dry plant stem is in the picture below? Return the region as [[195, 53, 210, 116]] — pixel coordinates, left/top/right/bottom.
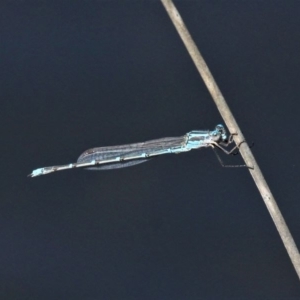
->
[[161, 0, 300, 280]]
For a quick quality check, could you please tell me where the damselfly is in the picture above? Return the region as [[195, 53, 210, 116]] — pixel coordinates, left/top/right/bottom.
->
[[29, 124, 244, 177]]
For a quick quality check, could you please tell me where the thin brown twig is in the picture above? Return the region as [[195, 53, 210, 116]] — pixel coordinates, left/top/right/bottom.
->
[[161, 0, 300, 280]]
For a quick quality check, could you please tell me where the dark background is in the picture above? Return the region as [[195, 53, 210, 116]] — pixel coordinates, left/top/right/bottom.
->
[[1, 1, 300, 299]]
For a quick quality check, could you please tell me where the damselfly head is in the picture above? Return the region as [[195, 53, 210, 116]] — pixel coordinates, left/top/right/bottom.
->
[[212, 124, 228, 142]]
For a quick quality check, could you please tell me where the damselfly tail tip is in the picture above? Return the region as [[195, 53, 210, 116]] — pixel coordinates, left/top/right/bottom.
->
[[28, 168, 45, 178]]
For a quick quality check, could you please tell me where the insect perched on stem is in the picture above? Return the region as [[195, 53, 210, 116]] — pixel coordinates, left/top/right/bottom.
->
[[29, 124, 249, 177]]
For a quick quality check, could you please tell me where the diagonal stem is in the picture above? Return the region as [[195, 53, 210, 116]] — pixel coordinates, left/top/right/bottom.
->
[[161, 0, 300, 280]]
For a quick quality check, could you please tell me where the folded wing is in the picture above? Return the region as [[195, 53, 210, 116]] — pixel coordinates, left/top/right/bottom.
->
[[77, 136, 186, 170]]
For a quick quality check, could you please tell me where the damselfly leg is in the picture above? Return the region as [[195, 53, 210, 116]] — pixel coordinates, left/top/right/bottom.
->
[[212, 139, 254, 169]]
